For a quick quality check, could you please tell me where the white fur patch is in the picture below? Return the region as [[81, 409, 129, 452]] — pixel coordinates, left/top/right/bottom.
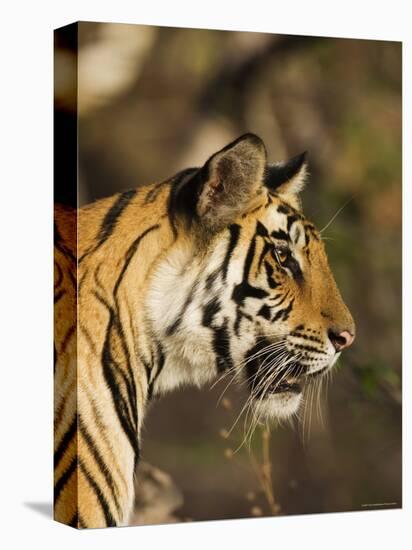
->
[[254, 391, 303, 420]]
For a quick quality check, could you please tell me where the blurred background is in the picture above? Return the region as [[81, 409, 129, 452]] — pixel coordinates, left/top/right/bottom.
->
[[55, 22, 402, 522]]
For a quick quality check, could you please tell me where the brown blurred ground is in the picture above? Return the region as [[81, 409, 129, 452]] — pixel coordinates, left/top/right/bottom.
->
[[56, 22, 401, 521]]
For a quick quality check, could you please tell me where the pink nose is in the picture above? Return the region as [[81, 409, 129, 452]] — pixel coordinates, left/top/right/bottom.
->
[[328, 330, 355, 352]]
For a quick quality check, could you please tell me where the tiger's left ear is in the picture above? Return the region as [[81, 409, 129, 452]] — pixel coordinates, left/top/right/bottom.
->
[[265, 152, 308, 209], [196, 133, 267, 232]]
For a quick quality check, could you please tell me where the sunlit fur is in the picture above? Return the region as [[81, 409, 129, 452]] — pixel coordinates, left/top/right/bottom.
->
[[54, 134, 355, 528]]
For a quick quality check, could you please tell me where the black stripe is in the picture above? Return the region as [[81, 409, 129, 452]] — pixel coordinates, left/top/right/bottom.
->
[[290, 331, 323, 344], [98, 190, 137, 244], [140, 354, 153, 398], [80, 324, 98, 355], [293, 226, 302, 244], [148, 341, 166, 398], [242, 233, 257, 281], [231, 228, 270, 332], [287, 214, 300, 232], [67, 267, 77, 290], [113, 225, 160, 297], [54, 261, 63, 289], [83, 384, 129, 493], [143, 180, 167, 204], [256, 241, 271, 273], [212, 317, 233, 373], [257, 304, 272, 320], [94, 263, 106, 293], [205, 269, 220, 291], [54, 383, 74, 432], [79, 418, 121, 515], [59, 325, 76, 355], [112, 316, 138, 429], [269, 291, 289, 308], [272, 299, 294, 322], [201, 297, 232, 372], [277, 203, 292, 215], [165, 281, 198, 336], [232, 232, 269, 305], [222, 224, 241, 281], [78, 268, 88, 294], [232, 281, 268, 305], [242, 203, 264, 218], [293, 343, 327, 355], [202, 297, 221, 327], [264, 260, 279, 289], [79, 459, 116, 527], [233, 309, 255, 336], [79, 190, 138, 263], [93, 289, 112, 312], [68, 512, 78, 528], [268, 292, 283, 302], [54, 416, 77, 471], [55, 223, 77, 264], [54, 456, 76, 504], [305, 222, 319, 241], [256, 221, 269, 236], [271, 229, 289, 241], [54, 289, 66, 304], [113, 357, 137, 432], [102, 323, 139, 457], [288, 256, 304, 282], [95, 293, 139, 458]]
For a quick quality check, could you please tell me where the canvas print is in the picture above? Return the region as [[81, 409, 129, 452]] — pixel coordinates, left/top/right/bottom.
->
[[54, 22, 402, 529]]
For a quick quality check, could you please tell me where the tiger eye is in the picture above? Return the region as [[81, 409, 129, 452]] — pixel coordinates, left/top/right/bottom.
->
[[276, 248, 288, 264]]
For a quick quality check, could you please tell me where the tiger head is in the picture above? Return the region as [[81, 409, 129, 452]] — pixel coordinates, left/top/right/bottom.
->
[[150, 133, 355, 420]]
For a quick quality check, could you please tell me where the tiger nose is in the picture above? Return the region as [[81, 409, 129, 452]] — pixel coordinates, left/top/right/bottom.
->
[[328, 330, 355, 352]]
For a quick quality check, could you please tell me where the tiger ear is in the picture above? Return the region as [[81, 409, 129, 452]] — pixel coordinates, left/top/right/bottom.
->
[[195, 133, 267, 232], [265, 152, 308, 207]]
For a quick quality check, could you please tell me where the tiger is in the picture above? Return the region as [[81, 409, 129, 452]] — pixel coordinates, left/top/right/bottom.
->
[[54, 133, 355, 529]]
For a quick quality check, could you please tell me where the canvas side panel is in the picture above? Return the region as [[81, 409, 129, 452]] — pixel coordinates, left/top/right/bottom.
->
[[54, 22, 79, 528]]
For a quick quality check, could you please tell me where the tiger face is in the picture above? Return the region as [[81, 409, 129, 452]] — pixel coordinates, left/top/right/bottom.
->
[[222, 195, 355, 419], [149, 133, 355, 421]]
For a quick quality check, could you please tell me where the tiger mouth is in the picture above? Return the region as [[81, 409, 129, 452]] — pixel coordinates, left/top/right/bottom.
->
[[255, 360, 306, 396], [266, 364, 330, 395], [245, 339, 330, 398], [267, 377, 302, 394]]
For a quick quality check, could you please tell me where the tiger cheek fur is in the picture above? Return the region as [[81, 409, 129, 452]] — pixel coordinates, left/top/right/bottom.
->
[[54, 133, 355, 528]]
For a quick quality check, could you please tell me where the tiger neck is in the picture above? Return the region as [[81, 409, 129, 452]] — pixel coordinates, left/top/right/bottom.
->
[[144, 233, 234, 397]]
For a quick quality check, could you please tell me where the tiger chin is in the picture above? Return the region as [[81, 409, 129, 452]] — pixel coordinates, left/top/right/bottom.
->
[[54, 133, 355, 528]]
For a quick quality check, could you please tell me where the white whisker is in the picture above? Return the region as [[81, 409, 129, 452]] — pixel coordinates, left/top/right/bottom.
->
[[320, 196, 355, 234]]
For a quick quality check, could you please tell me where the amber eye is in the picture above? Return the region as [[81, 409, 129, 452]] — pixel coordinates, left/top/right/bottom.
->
[[275, 247, 289, 265]]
